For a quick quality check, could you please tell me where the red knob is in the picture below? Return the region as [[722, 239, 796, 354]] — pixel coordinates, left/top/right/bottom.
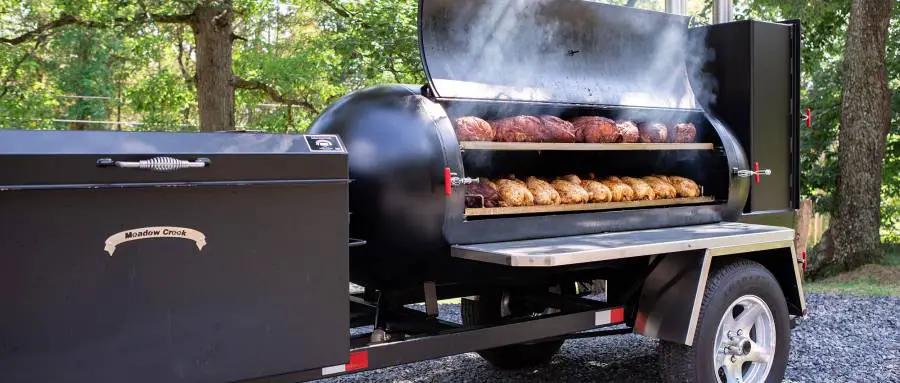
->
[[754, 162, 761, 184], [444, 167, 452, 197]]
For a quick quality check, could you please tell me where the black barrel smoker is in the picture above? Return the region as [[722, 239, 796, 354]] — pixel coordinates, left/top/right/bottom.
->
[[309, 0, 800, 290], [0, 1, 801, 382]]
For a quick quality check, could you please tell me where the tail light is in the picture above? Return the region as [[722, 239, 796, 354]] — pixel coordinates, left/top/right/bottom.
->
[[801, 250, 807, 272]]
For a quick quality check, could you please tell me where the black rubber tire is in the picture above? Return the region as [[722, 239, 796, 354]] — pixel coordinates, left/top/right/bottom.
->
[[461, 294, 565, 370], [658, 258, 791, 383]]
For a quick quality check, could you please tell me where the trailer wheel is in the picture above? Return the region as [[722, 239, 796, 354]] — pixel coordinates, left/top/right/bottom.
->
[[658, 259, 790, 383], [461, 291, 566, 370]]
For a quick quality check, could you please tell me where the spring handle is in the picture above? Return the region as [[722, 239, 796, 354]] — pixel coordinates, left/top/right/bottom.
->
[[97, 157, 211, 173]]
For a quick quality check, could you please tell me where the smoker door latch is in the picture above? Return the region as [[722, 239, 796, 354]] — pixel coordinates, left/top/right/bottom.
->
[[733, 162, 772, 184], [449, 172, 479, 187], [444, 167, 479, 196]]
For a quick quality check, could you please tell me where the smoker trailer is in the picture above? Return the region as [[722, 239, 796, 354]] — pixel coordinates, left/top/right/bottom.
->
[[0, 1, 806, 383]]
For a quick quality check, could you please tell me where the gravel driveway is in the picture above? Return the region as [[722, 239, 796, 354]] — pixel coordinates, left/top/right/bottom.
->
[[323, 293, 899, 383]]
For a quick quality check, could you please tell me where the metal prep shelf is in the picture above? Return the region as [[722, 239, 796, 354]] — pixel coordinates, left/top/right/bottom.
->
[[451, 222, 795, 267]]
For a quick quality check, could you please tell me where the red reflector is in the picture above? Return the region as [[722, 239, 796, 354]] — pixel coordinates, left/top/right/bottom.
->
[[802, 251, 808, 272], [806, 107, 812, 128], [346, 351, 369, 371], [634, 311, 647, 333], [610, 307, 625, 323], [444, 167, 452, 197]]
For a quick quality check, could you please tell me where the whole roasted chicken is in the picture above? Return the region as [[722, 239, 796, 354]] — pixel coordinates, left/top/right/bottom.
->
[[642, 176, 677, 199], [599, 176, 635, 202], [526, 176, 561, 205], [495, 176, 535, 207], [580, 173, 612, 203], [668, 176, 702, 198], [552, 176, 591, 204], [621, 177, 655, 200]]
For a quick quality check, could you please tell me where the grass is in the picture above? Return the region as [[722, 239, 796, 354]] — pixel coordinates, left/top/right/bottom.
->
[[805, 247, 900, 297]]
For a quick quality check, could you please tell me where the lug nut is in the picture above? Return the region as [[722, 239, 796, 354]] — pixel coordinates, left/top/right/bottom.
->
[[737, 329, 743, 336]]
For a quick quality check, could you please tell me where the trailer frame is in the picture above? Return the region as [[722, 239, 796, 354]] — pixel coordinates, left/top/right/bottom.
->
[[242, 221, 805, 383]]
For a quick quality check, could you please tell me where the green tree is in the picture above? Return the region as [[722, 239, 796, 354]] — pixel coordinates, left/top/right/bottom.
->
[[0, 0, 425, 132], [745, 0, 899, 275]]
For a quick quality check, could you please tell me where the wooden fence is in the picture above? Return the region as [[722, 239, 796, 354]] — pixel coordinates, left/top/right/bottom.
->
[[808, 212, 829, 247], [794, 199, 828, 256]]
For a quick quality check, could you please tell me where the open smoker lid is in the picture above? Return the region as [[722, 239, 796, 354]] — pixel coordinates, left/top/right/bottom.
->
[[418, 0, 703, 109]]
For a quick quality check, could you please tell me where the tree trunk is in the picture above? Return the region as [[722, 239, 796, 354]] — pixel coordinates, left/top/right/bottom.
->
[[191, 5, 234, 132], [817, 0, 893, 276]]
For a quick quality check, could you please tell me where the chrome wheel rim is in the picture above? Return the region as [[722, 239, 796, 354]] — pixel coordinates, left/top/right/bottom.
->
[[713, 295, 776, 383]]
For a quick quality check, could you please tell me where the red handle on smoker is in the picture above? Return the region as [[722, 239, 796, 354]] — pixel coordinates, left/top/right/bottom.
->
[[754, 162, 761, 184], [444, 167, 452, 196]]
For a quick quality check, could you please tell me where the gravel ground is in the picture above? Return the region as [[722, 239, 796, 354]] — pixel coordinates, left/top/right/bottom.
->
[[322, 293, 900, 383]]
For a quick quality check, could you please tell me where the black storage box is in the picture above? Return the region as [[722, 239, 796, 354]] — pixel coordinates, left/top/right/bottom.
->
[[0, 130, 349, 383]]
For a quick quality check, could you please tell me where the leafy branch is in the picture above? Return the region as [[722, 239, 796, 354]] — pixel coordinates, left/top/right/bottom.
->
[[0, 36, 47, 97], [0, 13, 195, 46], [233, 77, 318, 114]]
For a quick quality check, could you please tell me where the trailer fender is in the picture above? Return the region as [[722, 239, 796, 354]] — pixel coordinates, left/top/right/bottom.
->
[[634, 240, 805, 346]]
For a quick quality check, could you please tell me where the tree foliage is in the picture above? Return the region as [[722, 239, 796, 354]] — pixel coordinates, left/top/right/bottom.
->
[[741, 0, 900, 243], [0, 0, 425, 131]]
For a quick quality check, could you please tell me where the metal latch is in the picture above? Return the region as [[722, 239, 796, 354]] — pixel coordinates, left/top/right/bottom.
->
[[733, 162, 771, 184], [450, 172, 479, 187], [444, 167, 479, 196]]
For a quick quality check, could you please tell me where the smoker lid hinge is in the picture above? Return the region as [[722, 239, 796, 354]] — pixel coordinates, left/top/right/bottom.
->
[[421, 83, 435, 98]]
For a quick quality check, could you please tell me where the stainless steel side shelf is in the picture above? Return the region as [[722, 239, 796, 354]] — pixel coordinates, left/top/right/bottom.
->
[[452, 222, 795, 267]]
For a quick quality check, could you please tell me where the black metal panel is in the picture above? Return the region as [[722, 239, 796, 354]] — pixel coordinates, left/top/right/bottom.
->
[[737, 210, 796, 229], [691, 21, 795, 213], [418, 0, 697, 109], [0, 135, 350, 383], [636, 250, 706, 345], [0, 130, 345, 188]]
